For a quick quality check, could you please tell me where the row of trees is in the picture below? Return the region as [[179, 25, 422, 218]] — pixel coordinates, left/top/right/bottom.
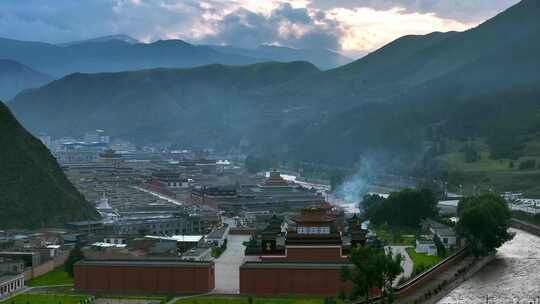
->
[[341, 191, 513, 302], [364, 188, 438, 229]]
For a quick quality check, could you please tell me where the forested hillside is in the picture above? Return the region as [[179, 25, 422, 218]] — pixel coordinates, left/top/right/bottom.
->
[[0, 101, 98, 228]]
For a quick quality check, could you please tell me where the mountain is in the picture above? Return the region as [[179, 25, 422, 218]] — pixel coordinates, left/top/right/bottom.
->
[[8, 0, 540, 167], [58, 34, 140, 46], [284, 0, 540, 164], [9, 61, 320, 146], [0, 59, 52, 101], [0, 101, 98, 229], [207, 44, 352, 70], [0, 37, 261, 77]]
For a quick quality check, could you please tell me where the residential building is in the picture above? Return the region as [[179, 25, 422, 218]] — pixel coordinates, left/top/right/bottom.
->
[[0, 274, 25, 300], [415, 239, 437, 256]]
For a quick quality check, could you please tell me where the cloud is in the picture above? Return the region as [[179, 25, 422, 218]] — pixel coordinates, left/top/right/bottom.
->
[[195, 3, 344, 50], [0, 0, 519, 57], [308, 0, 520, 23], [0, 0, 208, 43]]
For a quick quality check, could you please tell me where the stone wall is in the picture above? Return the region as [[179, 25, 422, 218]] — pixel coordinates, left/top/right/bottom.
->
[[510, 218, 540, 236]]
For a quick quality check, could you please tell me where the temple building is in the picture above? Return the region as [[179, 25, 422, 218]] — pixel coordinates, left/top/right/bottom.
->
[[98, 149, 124, 167], [240, 206, 369, 296], [190, 170, 325, 211], [152, 171, 190, 189]]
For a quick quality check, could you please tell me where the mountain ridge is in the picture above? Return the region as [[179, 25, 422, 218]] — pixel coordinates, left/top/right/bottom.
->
[[8, 0, 540, 166], [0, 101, 98, 229], [0, 59, 52, 101]]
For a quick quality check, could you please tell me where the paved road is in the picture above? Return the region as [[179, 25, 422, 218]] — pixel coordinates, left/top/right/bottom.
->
[[213, 234, 250, 294], [387, 245, 414, 285]]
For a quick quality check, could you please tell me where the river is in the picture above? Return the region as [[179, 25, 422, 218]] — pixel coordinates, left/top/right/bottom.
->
[[438, 229, 540, 304]]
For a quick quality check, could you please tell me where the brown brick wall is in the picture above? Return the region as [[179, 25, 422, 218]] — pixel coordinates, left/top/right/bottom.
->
[[240, 267, 352, 296], [74, 263, 214, 294], [284, 247, 345, 261]]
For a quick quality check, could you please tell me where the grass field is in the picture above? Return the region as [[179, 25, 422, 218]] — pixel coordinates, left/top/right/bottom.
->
[[27, 266, 73, 287], [175, 296, 335, 304], [98, 295, 168, 303], [372, 226, 418, 246], [1, 293, 89, 304], [406, 248, 443, 273], [439, 151, 513, 172], [437, 139, 540, 197]]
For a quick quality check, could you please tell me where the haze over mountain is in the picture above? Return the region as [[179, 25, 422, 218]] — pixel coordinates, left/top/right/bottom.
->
[[58, 34, 140, 46], [207, 44, 352, 70], [9, 0, 540, 166], [0, 35, 350, 78], [10, 61, 319, 146], [0, 59, 52, 100], [0, 101, 98, 229], [0, 37, 259, 77]]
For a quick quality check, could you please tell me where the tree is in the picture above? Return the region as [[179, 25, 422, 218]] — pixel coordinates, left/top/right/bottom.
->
[[244, 155, 273, 174], [367, 188, 438, 229], [518, 159, 536, 170], [330, 174, 345, 192], [361, 194, 385, 214], [462, 144, 480, 163], [65, 245, 84, 277], [433, 234, 446, 257], [457, 194, 514, 257], [342, 246, 403, 303]]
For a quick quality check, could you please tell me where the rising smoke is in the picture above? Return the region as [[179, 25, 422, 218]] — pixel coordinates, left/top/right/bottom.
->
[[330, 154, 378, 212]]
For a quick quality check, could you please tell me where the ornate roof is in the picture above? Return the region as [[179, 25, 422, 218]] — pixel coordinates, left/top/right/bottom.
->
[[293, 208, 335, 224]]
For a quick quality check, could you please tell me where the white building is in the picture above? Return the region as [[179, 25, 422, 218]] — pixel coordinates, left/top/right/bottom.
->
[[181, 247, 212, 261], [432, 227, 457, 248], [0, 274, 25, 300], [206, 225, 229, 247], [415, 239, 437, 256]]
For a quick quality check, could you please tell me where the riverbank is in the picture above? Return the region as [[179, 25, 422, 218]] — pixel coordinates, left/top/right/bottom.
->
[[422, 254, 495, 304], [437, 229, 540, 303], [393, 250, 475, 304], [510, 218, 540, 236]]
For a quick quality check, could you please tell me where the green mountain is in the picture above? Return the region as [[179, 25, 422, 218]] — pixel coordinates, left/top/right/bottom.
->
[[0, 59, 52, 101], [0, 35, 349, 77], [9, 61, 319, 146], [286, 0, 540, 164], [0, 101, 98, 229], [8, 0, 540, 170], [0, 37, 261, 77], [207, 44, 352, 70]]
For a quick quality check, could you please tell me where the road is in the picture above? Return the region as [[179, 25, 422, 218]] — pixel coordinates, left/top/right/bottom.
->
[[213, 234, 250, 294], [387, 246, 414, 285]]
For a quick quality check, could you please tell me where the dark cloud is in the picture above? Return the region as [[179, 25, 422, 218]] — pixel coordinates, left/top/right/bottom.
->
[[0, 0, 520, 54], [198, 3, 344, 50], [308, 0, 520, 23], [0, 0, 206, 43], [0, 0, 343, 51]]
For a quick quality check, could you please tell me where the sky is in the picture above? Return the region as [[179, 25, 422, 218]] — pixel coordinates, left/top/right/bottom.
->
[[0, 0, 520, 58]]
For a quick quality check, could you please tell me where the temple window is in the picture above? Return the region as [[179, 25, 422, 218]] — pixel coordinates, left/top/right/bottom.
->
[[298, 226, 330, 234]]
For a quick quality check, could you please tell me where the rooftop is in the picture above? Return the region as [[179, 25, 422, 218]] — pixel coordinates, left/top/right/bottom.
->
[[145, 235, 202, 243], [76, 259, 212, 267]]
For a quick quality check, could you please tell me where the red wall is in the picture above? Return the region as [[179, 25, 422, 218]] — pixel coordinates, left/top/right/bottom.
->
[[285, 247, 345, 261], [240, 267, 352, 296], [75, 263, 214, 294]]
